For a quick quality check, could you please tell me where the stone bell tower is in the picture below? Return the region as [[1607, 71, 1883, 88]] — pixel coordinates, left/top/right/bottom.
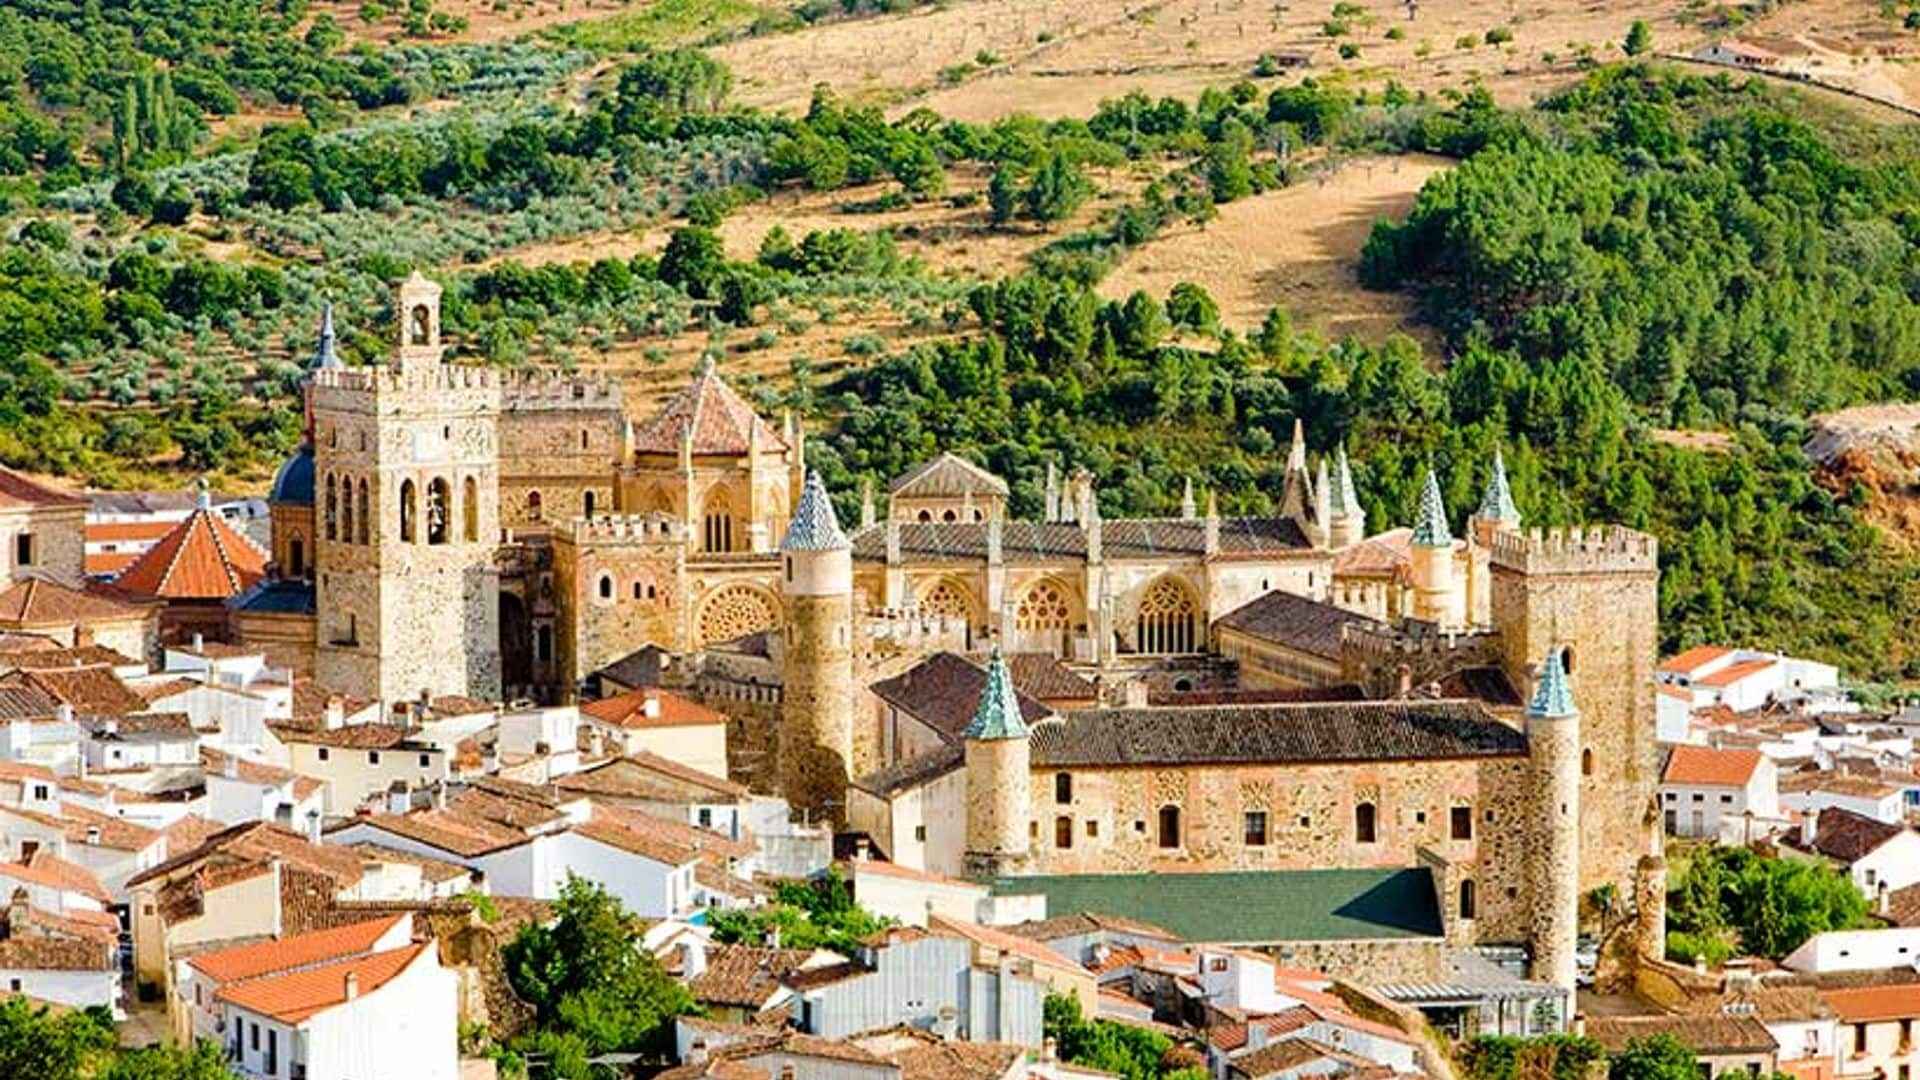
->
[[312, 274, 502, 705]]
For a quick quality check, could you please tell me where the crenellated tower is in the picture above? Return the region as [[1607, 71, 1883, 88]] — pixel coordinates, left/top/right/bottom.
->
[[963, 648, 1032, 879], [1525, 646, 1581, 997], [311, 273, 502, 704], [779, 471, 856, 823]]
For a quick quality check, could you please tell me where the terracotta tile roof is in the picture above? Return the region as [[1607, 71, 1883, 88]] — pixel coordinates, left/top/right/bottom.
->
[[1801, 807, 1907, 863], [1664, 745, 1766, 787], [1229, 1039, 1362, 1080], [574, 807, 702, 867], [555, 752, 748, 802], [994, 653, 1099, 703], [0, 577, 147, 627], [0, 929, 115, 972], [0, 802, 158, 853], [1004, 911, 1181, 944], [4, 667, 147, 715], [1033, 700, 1525, 768], [425, 695, 493, 719], [161, 814, 223, 854], [1586, 1014, 1779, 1054], [889, 453, 1009, 499], [1780, 772, 1900, 799], [0, 761, 58, 785], [1697, 658, 1777, 689], [1657, 684, 1692, 702], [217, 942, 428, 1023], [1823, 983, 1920, 1022], [84, 553, 137, 578], [188, 913, 409, 983], [272, 723, 426, 750], [871, 652, 1050, 743], [286, 680, 375, 727], [80, 711, 194, 740], [0, 851, 111, 904], [344, 844, 472, 884], [347, 807, 532, 859], [630, 372, 787, 457], [0, 469, 85, 510], [928, 914, 1088, 975], [1660, 645, 1735, 676], [1331, 528, 1410, 577], [0, 684, 57, 721], [86, 521, 177, 544], [1214, 590, 1384, 663], [893, 1040, 1023, 1080], [850, 743, 964, 798], [127, 821, 366, 892], [580, 687, 726, 729], [201, 748, 325, 803], [687, 945, 822, 1008], [847, 859, 978, 888], [0, 645, 138, 673], [112, 506, 267, 599], [849, 518, 1313, 563]]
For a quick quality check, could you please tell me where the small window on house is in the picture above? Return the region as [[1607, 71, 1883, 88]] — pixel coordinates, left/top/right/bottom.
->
[[1484, 808, 1495, 823], [781, 1067, 796, 1080], [419, 753, 431, 768], [1720, 794, 1733, 804], [1055, 816, 1073, 849], [318, 747, 330, 762], [1086, 820, 1098, 838], [584, 491, 596, 517], [598, 575, 613, 600], [251, 1024, 259, 1051], [698, 808, 712, 828], [1415, 810, 1427, 824], [1157, 805, 1181, 849], [633, 582, 644, 600], [1856, 1024, 1868, 1055], [913, 825, 927, 843], [1451, 806, 1472, 841], [7, 978, 18, 993], [1355, 802, 1378, 844], [15, 533, 33, 566], [1055, 773, 1072, 804], [368, 751, 382, 765], [1209, 956, 1228, 973], [1244, 811, 1268, 846], [30, 785, 46, 801], [1459, 879, 1477, 920]]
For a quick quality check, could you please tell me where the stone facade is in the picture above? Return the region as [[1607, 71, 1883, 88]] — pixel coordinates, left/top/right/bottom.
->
[[781, 549, 856, 823], [551, 514, 685, 684], [1527, 705, 1581, 993], [965, 737, 1032, 878], [499, 371, 625, 529], [0, 501, 86, 589]]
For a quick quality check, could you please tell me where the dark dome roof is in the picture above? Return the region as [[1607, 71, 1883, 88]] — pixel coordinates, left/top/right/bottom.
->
[[270, 444, 315, 506]]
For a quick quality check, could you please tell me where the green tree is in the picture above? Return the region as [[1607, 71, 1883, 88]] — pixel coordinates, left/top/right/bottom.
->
[[1166, 282, 1220, 334], [658, 227, 727, 300], [707, 868, 891, 955], [1608, 1034, 1696, 1080], [1624, 21, 1652, 57], [101, 1041, 235, 1080], [0, 997, 114, 1080], [1022, 152, 1094, 224], [988, 164, 1019, 226]]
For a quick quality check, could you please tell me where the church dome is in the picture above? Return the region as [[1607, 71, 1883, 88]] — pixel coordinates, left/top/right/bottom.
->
[[270, 444, 315, 506]]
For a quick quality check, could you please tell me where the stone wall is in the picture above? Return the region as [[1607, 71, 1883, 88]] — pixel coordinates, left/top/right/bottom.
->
[[551, 516, 684, 686], [497, 377, 623, 530], [0, 503, 85, 588], [1267, 938, 1449, 985], [781, 589, 855, 823]]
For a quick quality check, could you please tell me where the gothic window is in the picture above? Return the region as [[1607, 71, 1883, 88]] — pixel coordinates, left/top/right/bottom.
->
[[917, 510, 932, 522], [1134, 577, 1197, 654], [427, 478, 450, 545], [1355, 802, 1378, 844], [702, 487, 735, 553], [696, 585, 780, 646], [527, 490, 544, 521], [464, 477, 479, 542], [1157, 805, 1181, 849], [1016, 581, 1072, 633], [356, 480, 370, 544], [941, 509, 957, 523], [340, 478, 353, 546], [632, 581, 644, 601], [1055, 817, 1073, 849], [324, 475, 338, 541], [918, 579, 974, 625], [409, 304, 431, 345], [400, 479, 417, 543], [1459, 879, 1477, 920], [288, 538, 306, 578]]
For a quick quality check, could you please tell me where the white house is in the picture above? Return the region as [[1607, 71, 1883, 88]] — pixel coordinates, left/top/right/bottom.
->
[[1794, 807, 1920, 897], [0, 801, 166, 901], [1659, 645, 1841, 713], [847, 859, 996, 927], [1659, 745, 1780, 840], [0, 888, 119, 1015], [201, 747, 326, 831], [78, 712, 200, 771], [1779, 772, 1905, 824], [217, 939, 457, 1080], [1784, 927, 1920, 975], [578, 688, 729, 778], [177, 912, 416, 1045], [270, 724, 449, 814]]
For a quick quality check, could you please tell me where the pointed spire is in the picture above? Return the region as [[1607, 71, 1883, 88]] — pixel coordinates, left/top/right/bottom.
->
[[1477, 445, 1521, 525], [1044, 460, 1060, 522], [1180, 477, 1196, 520], [1331, 444, 1361, 517], [194, 476, 212, 512], [1412, 468, 1452, 548], [781, 471, 849, 552], [962, 649, 1030, 741], [859, 478, 876, 529], [311, 301, 343, 370], [1528, 647, 1577, 719], [1287, 418, 1307, 474], [1314, 456, 1331, 525]]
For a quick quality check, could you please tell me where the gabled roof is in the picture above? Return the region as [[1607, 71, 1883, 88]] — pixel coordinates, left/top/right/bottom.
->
[[1660, 645, 1734, 676], [870, 652, 1048, 743], [1822, 984, 1920, 1023], [0, 469, 85, 511], [782, 471, 849, 553], [0, 850, 112, 904], [187, 913, 409, 983], [1802, 807, 1907, 864], [1585, 1014, 1778, 1055], [126, 821, 366, 892], [1032, 700, 1525, 768], [0, 577, 147, 627], [1663, 745, 1765, 787], [580, 687, 726, 729], [962, 649, 1028, 741], [889, 453, 1009, 499], [687, 945, 824, 1008], [0, 802, 159, 853], [556, 751, 748, 803], [217, 943, 428, 1024], [927, 913, 1088, 974], [3, 666, 147, 716], [1214, 590, 1383, 663], [113, 505, 268, 600], [629, 371, 785, 457], [1696, 658, 1777, 689]]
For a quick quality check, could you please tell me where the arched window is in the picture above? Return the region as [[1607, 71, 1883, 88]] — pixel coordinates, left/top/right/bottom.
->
[[702, 487, 735, 553], [941, 509, 957, 523], [918, 579, 974, 625], [427, 478, 450, 545], [1015, 580, 1074, 654], [1055, 817, 1073, 849], [1459, 879, 1477, 920], [1581, 747, 1594, 776], [409, 304, 431, 345], [598, 574, 613, 600], [633, 581, 644, 601], [1157, 805, 1181, 849], [356, 480, 369, 544], [463, 477, 479, 542], [1135, 577, 1197, 654], [527, 491, 543, 521], [399, 479, 417, 543], [339, 477, 353, 546], [324, 475, 338, 541], [1355, 802, 1377, 844], [534, 625, 553, 663], [1054, 773, 1072, 805], [917, 510, 932, 522], [288, 538, 306, 578], [584, 491, 596, 518], [696, 585, 780, 646], [646, 584, 658, 602]]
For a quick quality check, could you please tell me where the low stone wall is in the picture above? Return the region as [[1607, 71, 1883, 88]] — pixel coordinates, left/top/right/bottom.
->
[[1268, 936, 1449, 985]]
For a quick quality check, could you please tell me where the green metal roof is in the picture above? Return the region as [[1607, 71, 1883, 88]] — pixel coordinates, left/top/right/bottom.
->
[[1529, 647, 1576, 718], [1412, 468, 1452, 548], [989, 868, 1442, 944], [962, 648, 1029, 741], [1476, 446, 1520, 525], [1331, 444, 1361, 520]]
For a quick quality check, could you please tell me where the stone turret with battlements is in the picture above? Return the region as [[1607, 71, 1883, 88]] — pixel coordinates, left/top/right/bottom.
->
[[963, 648, 1032, 880], [779, 472, 856, 824], [1525, 646, 1581, 997]]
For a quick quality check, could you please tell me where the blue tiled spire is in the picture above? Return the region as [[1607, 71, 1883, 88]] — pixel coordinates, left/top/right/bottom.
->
[[962, 648, 1029, 741], [1477, 446, 1520, 524], [781, 471, 850, 552], [1529, 647, 1577, 718], [311, 301, 343, 370], [1412, 468, 1452, 548]]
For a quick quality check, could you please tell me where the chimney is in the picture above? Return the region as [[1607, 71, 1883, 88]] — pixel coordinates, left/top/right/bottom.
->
[[323, 696, 345, 730], [306, 809, 322, 845], [85, 825, 101, 845], [1042, 1038, 1057, 1064], [343, 970, 360, 1001], [643, 694, 662, 720], [222, 754, 238, 780], [7, 887, 27, 934], [1572, 1014, 1587, 1038], [1880, 883, 1892, 917], [1801, 806, 1819, 847], [688, 1040, 709, 1066], [55, 703, 73, 726], [1247, 1021, 1269, 1052], [73, 626, 94, 649], [192, 632, 204, 653], [681, 938, 708, 979], [853, 837, 871, 862], [387, 783, 412, 816]]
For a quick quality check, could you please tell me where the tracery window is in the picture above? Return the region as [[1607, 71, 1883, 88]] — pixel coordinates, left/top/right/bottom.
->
[[697, 586, 779, 646], [1134, 577, 1197, 654]]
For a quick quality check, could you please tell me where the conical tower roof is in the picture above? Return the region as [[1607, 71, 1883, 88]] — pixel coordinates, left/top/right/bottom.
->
[[1477, 446, 1520, 524], [630, 371, 788, 457], [962, 649, 1030, 741], [1331, 444, 1362, 518], [1528, 647, 1577, 719], [1412, 468, 1452, 548], [781, 471, 849, 552], [311, 302, 343, 371]]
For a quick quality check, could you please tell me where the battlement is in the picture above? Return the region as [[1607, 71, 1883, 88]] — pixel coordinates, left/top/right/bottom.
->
[[564, 513, 686, 546], [312, 362, 500, 395], [1342, 618, 1501, 662], [1487, 524, 1658, 575], [500, 368, 622, 411]]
